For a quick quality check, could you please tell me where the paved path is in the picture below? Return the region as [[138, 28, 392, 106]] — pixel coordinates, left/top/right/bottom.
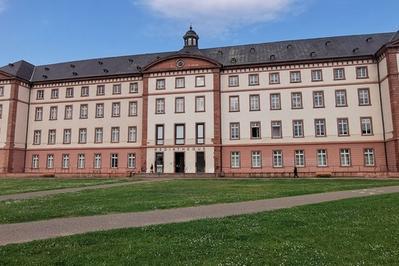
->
[[0, 185, 398, 246], [0, 178, 172, 202]]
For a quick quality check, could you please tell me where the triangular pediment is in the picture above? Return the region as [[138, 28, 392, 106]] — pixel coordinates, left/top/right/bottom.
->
[[0, 70, 13, 80]]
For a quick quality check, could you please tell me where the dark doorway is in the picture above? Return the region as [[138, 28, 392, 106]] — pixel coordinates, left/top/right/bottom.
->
[[155, 152, 164, 174], [196, 152, 205, 173], [175, 152, 185, 173]]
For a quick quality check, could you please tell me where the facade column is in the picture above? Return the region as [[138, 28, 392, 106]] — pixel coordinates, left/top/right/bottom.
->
[[140, 74, 149, 173], [213, 69, 222, 175]]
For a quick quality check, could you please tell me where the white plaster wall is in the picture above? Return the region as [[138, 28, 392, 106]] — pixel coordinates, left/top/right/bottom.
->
[[380, 79, 394, 139], [0, 101, 9, 148], [379, 57, 388, 79], [14, 102, 29, 149]]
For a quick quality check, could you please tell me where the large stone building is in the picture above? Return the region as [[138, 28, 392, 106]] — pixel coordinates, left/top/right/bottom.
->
[[1, 28, 399, 176]]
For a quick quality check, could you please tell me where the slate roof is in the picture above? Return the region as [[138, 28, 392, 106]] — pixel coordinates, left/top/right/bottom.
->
[[0, 32, 396, 83]]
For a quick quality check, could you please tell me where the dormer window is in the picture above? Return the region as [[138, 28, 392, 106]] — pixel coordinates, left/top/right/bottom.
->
[[183, 26, 199, 48]]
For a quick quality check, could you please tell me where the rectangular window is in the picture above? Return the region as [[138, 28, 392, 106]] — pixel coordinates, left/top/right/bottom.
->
[[251, 151, 262, 168], [96, 103, 104, 118], [112, 102, 120, 117], [77, 154, 85, 169], [112, 84, 121, 95], [95, 128, 103, 143], [47, 154, 54, 169], [231, 152, 240, 168], [0, 104, 2, 119], [356, 66, 368, 79], [317, 149, 328, 167], [340, 149, 351, 167], [35, 107, 43, 121], [49, 106, 58, 120], [337, 118, 349, 136], [128, 153, 136, 169], [273, 150, 283, 168], [311, 69, 323, 81], [361, 117, 373, 136], [111, 154, 119, 168], [111, 127, 120, 143], [229, 96, 240, 112], [97, 85, 105, 96], [155, 98, 165, 114], [0, 86, 4, 96], [128, 126, 137, 143], [250, 122, 261, 139], [249, 95, 260, 111], [64, 105, 73, 120], [79, 128, 87, 144], [270, 93, 281, 110], [32, 155, 39, 169], [291, 92, 303, 109], [315, 119, 326, 137], [175, 77, 185, 88], [175, 97, 185, 113], [94, 154, 102, 169], [271, 121, 282, 139], [195, 76, 205, 87], [333, 68, 345, 80], [62, 154, 70, 169], [156, 125, 164, 145], [81, 86, 89, 97], [290, 71, 301, 83], [335, 90, 347, 107], [195, 96, 205, 112], [230, 122, 240, 140], [48, 129, 56, 145], [295, 150, 305, 167], [33, 130, 41, 145], [51, 89, 59, 99], [196, 123, 205, 144], [313, 91, 325, 108], [293, 120, 304, 138], [358, 88, 370, 106], [175, 124, 185, 145], [156, 79, 166, 90], [249, 74, 259, 86], [36, 90, 44, 100], [63, 129, 71, 144], [228, 75, 239, 87], [80, 104, 88, 119], [129, 101, 138, 116], [129, 82, 138, 93], [364, 148, 375, 166], [66, 87, 74, 98], [269, 72, 280, 84]]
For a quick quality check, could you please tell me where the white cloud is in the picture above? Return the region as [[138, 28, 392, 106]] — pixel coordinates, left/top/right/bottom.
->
[[138, 0, 307, 30]]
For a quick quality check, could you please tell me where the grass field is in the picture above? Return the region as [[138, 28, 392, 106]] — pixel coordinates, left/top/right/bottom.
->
[[1, 178, 399, 224], [0, 193, 398, 265], [0, 178, 126, 196]]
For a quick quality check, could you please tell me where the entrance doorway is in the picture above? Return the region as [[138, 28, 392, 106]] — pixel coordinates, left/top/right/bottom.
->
[[196, 152, 205, 173], [175, 152, 185, 173], [155, 152, 164, 174]]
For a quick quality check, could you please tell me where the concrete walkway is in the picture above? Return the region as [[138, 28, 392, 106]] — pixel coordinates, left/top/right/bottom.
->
[[0, 178, 172, 202], [0, 185, 398, 246]]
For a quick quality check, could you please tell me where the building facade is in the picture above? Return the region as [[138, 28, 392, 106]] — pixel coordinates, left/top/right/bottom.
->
[[1, 28, 399, 176]]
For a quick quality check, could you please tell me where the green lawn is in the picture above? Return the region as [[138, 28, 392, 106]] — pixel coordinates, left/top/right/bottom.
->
[[1, 193, 398, 265], [0, 178, 126, 196], [1, 179, 399, 224]]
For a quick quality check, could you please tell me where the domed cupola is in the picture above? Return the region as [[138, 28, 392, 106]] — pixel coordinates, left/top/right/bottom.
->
[[183, 26, 199, 48]]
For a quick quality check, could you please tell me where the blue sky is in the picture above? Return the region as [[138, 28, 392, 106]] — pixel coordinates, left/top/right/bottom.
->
[[0, 0, 398, 66]]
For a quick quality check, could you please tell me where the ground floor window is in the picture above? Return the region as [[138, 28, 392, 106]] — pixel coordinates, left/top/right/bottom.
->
[[94, 154, 102, 169], [47, 154, 54, 169], [317, 149, 327, 167], [273, 150, 283, 167], [364, 148, 375, 166], [111, 153, 118, 168], [295, 150, 305, 167], [251, 151, 261, 168], [62, 154, 70, 169], [231, 152, 240, 168], [78, 154, 85, 169], [32, 155, 39, 169], [128, 153, 136, 169], [340, 149, 351, 167]]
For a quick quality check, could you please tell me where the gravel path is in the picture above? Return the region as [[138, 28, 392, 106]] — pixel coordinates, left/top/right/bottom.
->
[[1, 185, 398, 246]]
